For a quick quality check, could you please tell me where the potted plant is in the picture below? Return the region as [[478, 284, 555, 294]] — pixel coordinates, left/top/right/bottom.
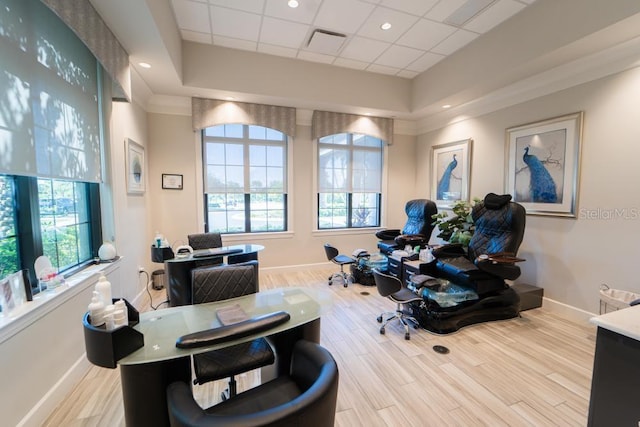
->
[[431, 199, 479, 247]]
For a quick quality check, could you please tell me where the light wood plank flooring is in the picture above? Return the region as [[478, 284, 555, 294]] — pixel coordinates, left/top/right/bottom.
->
[[44, 267, 596, 426]]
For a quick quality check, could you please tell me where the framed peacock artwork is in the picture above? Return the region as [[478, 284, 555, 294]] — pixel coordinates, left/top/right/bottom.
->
[[505, 112, 583, 217], [431, 138, 472, 209]]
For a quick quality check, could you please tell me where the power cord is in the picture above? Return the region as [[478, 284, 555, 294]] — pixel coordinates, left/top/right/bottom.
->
[[139, 269, 169, 310]]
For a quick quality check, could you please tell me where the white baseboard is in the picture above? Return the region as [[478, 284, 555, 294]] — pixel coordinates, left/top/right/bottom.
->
[[17, 355, 91, 427], [540, 296, 597, 326]]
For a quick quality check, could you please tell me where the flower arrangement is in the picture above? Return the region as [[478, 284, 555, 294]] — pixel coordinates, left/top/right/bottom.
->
[[431, 199, 479, 247]]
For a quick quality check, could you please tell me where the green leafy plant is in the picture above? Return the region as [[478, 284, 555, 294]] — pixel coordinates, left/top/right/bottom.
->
[[431, 199, 480, 247]]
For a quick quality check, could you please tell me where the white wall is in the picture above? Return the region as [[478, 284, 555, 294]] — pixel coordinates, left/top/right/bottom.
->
[[148, 113, 418, 267], [109, 101, 153, 299], [417, 65, 640, 314]]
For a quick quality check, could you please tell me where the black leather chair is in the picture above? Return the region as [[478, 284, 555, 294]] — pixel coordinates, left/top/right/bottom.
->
[[323, 243, 355, 287], [429, 193, 526, 295], [191, 261, 274, 400], [376, 199, 438, 255], [373, 269, 423, 340], [188, 232, 223, 249], [166, 340, 339, 427]]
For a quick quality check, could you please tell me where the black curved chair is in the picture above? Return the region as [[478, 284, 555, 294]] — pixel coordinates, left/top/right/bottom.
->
[[372, 269, 423, 340], [323, 243, 355, 287], [376, 199, 438, 255], [166, 340, 339, 427], [429, 193, 526, 295], [191, 261, 274, 400]]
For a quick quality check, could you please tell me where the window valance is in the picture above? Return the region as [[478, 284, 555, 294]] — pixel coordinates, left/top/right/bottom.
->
[[312, 110, 394, 145], [192, 98, 296, 137], [41, 0, 131, 102]]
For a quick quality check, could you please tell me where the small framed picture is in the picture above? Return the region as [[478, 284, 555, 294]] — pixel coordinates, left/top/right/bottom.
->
[[431, 138, 472, 209], [126, 139, 146, 194], [162, 174, 183, 190]]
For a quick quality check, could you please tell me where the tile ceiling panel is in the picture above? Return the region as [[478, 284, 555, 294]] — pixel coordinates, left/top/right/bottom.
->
[[341, 36, 390, 63], [356, 7, 420, 43], [397, 18, 457, 51], [260, 17, 310, 49], [431, 28, 479, 55], [313, 0, 375, 34], [379, 0, 438, 16], [264, 0, 321, 24], [173, 0, 210, 34], [209, 6, 262, 41], [374, 45, 424, 68], [170, 0, 536, 79], [207, 0, 265, 14]]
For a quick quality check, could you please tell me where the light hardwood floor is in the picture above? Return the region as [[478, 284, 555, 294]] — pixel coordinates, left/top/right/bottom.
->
[[44, 267, 596, 426]]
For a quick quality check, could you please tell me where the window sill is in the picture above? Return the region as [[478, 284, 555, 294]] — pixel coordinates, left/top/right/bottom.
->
[[312, 227, 383, 237], [222, 231, 295, 242], [0, 259, 122, 345]]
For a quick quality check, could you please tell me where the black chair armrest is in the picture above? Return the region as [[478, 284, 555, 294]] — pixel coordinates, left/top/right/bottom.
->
[[176, 311, 290, 349], [394, 234, 427, 247], [475, 258, 521, 280], [432, 243, 465, 259], [375, 229, 401, 240]]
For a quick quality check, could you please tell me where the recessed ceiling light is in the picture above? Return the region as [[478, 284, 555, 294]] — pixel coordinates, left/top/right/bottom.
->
[[138, 62, 151, 69], [442, 104, 451, 109], [380, 22, 392, 30], [288, 0, 299, 8]]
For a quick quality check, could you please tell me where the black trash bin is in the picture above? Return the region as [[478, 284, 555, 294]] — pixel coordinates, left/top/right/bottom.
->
[[151, 269, 165, 290]]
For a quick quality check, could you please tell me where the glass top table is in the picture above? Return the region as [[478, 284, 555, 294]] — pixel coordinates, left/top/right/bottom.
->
[[119, 286, 332, 365]]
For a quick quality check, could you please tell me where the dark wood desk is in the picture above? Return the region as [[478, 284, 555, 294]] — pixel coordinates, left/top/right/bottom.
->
[[165, 244, 264, 306], [588, 306, 640, 426], [85, 287, 331, 427]]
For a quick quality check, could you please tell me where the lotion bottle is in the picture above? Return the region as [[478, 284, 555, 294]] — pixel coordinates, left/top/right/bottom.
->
[[114, 299, 128, 325], [88, 291, 105, 327], [95, 274, 112, 305]]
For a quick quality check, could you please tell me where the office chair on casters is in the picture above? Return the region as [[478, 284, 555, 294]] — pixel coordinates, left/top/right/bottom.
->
[[323, 243, 355, 287], [191, 261, 274, 401], [372, 269, 423, 340]]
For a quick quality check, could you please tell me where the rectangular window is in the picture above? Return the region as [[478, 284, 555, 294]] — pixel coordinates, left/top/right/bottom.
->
[[0, 176, 19, 278], [203, 124, 288, 233], [0, 0, 103, 287], [318, 133, 383, 229]]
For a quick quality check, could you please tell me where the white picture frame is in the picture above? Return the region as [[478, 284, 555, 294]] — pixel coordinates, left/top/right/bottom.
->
[[431, 139, 472, 209], [126, 139, 145, 194]]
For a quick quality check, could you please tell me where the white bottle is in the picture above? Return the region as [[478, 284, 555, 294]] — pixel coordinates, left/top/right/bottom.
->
[[103, 304, 115, 330], [95, 274, 112, 305], [113, 309, 127, 328], [88, 291, 105, 327], [114, 299, 128, 326], [154, 231, 163, 248]]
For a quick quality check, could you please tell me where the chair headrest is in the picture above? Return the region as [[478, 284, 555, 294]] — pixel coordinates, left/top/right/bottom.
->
[[484, 193, 512, 209]]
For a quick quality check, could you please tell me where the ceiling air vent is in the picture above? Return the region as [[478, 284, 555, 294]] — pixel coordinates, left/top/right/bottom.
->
[[306, 29, 347, 55], [444, 0, 496, 27]]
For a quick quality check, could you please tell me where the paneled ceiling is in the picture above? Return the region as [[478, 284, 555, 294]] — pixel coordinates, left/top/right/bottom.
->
[[171, 0, 536, 79]]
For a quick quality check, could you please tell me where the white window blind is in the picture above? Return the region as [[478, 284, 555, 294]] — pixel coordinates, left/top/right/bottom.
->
[[318, 133, 382, 193], [0, 0, 101, 182]]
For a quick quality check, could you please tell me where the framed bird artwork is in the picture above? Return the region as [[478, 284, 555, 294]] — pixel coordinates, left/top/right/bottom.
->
[[431, 139, 472, 209], [505, 112, 583, 217]]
